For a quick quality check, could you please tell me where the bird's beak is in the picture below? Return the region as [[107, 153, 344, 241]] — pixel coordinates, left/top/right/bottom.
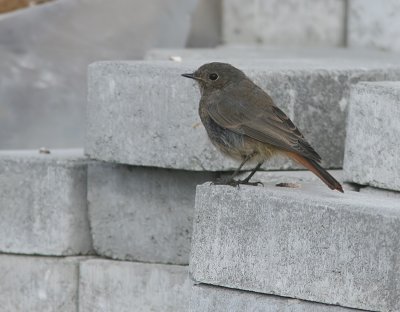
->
[[181, 73, 200, 80]]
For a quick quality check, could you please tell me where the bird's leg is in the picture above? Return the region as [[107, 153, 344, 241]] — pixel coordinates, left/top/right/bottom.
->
[[213, 154, 252, 185], [229, 155, 252, 179], [238, 161, 264, 186]]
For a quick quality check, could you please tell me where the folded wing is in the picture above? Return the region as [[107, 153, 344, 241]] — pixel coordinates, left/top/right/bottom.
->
[[207, 80, 322, 163]]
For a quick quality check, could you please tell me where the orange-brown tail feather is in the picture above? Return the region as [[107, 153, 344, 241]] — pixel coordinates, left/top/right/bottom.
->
[[287, 152, 344, 193]]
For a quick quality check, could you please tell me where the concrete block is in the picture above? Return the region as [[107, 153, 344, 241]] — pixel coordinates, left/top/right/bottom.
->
[[88, 162, 216, 264], [190, 183, 400, 312], [0, 149, 92, 255], [222, 0, 345, 46], [86, 58, 400, 171], [343, 82, 400, 191], [0, 0, 198, 149], [79, 259, 191, 312], [189, 284, 368, 312], [348, 0, 400, 53], [0, 254, 82, 312]]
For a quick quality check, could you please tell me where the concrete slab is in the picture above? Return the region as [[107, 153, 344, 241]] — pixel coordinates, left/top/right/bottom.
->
[[189, 284, 368, 312], [0, 149, 92, 255], [0, 254, 83, 312], [0, 0, 198, 149], [79, 259, 191, 312], [88, 162, 216, 264], [222, 0, 345, 46], [343, 82, 400, 191], [86, 58, 400, 171], [190, 183, 400, 311]]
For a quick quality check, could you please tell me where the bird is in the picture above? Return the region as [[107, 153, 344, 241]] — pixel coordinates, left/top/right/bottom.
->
[[182, 62, 343, 193]]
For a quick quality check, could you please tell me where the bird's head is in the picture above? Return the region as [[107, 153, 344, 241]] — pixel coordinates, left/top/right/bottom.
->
[[182, 62, 246, 92]]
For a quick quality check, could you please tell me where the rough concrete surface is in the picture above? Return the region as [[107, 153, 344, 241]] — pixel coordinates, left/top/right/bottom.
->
[[0, 149, 92, 255], [79, 259, 191, 312], [222, 0, 345, 46], [344, 82, 400, 191], [88, 162, 216, 264], [86, 57, 400, 171], [189, 284, 368, 312], [190, 183, 400, 312], [0, 254, 83, 312], [348, 0, 400, 53], [0, 0, 198, 149]]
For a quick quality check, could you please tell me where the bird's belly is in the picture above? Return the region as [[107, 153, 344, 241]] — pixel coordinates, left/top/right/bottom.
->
[[201, 115, 278, 162]]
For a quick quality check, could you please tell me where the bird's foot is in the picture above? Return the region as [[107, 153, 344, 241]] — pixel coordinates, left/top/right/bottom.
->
[[212, 177, 263, 187], [237, 179, 264, 187]]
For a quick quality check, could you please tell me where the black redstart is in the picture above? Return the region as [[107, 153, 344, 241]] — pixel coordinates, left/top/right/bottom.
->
[[182, 62, 343, 193]]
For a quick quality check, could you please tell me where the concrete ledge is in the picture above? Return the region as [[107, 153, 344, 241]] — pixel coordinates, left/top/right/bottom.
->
[[359, 186, 400, 199], [189, 284, 367, 312], [145, 46, 400, 62], [79, 259, 191, 312], [344, 82, 400, 191], [88, 162, 216, 264], [0, 254, 83, 312], [190, 183, 400, 311], [0, 149, 93, 255], [86, 58, 400, 171]]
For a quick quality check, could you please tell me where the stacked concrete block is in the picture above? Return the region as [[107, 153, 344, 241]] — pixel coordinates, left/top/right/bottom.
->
[[86, 57, 400, 172], [344, 82, 400, 191], [0, 149, 92, 255], [0, 254, 84, 312], [189, 284, 368, 312], [79, 259, 191, 312], [88, 162, 216, 264], [348, 0, 400, 53], [190, 183, 400, 311], [222, 0, 346, 46]]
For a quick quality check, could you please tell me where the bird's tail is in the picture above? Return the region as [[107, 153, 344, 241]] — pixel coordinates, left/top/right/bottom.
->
[[287, 152, 344, 193]]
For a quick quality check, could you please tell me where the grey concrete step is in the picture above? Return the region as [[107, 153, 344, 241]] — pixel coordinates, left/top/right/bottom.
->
[[88, 162, 215, 264], [79, 259, 191, 312], [190, 183, 400, 312], [0, 254, 86, 312], [344, 82, 400, 192], [189, 284, 368, 312], [86, 57, 400, 171], [0, 149, 93, 256]]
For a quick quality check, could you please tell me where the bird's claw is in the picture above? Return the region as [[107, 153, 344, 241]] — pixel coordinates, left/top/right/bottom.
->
[[212, 178, 263, 187]]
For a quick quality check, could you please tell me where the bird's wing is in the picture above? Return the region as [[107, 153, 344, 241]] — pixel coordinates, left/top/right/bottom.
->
[[207, 82, 322, 162]]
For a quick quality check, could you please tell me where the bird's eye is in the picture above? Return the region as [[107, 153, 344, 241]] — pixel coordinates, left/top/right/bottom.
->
[[209, 73, 219, 81]]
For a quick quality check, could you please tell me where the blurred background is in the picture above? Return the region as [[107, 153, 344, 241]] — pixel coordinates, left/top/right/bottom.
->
[[0, 0, 399, 150]]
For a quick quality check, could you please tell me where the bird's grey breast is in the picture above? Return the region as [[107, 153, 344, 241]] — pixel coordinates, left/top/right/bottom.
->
[[199, 93, 245, 158]]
